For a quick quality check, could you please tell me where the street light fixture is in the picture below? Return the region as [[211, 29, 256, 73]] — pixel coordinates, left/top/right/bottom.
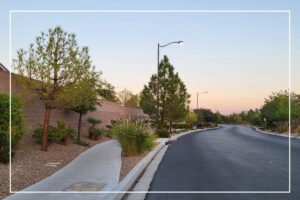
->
[[156, 41, 183, 127]]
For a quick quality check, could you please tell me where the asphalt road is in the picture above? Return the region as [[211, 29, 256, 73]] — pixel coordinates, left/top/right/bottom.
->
[[146, 125, 300, 200]]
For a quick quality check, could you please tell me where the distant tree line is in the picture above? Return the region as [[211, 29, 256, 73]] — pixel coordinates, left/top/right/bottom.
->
[[223, 91, 300, 133]]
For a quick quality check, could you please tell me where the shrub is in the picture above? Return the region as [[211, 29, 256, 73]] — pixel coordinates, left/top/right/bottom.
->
[[88, 127, 104, 140], [0, 93, 24, 164], [110, 119, 155, 156], [172, 123, 187, 129], [32, 121, 75, 144], [74, 139, 90, 147], [295, 125, 300, 136], [277, 124, 288, 133], [156, 129, 170, 138], [87, 118, 101, 128], [105, 130, 113, 138]]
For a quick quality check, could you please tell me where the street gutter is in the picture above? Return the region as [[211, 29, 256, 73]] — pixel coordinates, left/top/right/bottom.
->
[[250, 126, 300, 139], [119, 126, 222, 200]]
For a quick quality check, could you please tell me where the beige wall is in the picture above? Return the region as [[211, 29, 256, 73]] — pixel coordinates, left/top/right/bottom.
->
[[0, 69, 149, 145]]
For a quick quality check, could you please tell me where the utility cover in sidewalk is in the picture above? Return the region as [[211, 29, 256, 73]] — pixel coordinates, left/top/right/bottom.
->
[[63, 181, 106, 191]]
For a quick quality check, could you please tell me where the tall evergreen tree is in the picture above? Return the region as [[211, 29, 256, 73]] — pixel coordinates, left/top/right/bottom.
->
[[140, 55, 190, 129]]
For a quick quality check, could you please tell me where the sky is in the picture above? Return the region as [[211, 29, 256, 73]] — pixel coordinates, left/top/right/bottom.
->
[[0, 0, 299, 115]]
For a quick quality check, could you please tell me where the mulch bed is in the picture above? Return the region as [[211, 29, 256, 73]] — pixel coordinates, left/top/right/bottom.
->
[[0, 136, 110, 198], [119, 151, 150, 181], [0, 164, 9, 199]]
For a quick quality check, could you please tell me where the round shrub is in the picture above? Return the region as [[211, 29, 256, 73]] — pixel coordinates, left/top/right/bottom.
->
[[88, 127, 104, 140], [110, 119, 155, 156], [0, 93, 24, 164], [32, 121, 75, 144]]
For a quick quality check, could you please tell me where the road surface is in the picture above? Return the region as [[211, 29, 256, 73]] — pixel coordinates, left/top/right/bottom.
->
[[146, 125, 300, 200]]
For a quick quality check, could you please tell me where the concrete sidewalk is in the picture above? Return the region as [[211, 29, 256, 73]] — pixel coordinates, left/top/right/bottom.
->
[[6, 140, 122, 200]]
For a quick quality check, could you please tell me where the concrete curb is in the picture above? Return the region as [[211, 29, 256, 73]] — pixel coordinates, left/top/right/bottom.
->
[[250, 126, 300, 139], [104, 126, 222, 200], [126, 146, 169, 200], [104, 127, 222, 200], [103, 138, 168, 200]]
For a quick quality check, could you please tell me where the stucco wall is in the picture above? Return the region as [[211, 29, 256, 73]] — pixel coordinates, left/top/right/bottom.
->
[[0, 69, 149, 145]]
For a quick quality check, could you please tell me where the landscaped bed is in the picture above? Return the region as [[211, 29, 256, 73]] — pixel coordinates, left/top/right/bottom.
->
[[119, 150, 150, 181], [0, 163, 9, 199], [0, 136, 110, 198]]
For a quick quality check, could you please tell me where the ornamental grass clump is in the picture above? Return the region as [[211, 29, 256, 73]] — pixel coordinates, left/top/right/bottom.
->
[[110, 119, 155, 156]]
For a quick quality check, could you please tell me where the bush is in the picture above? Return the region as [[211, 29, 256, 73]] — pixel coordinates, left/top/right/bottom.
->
[[89, 127, 104, 140], [295, 125, 300, 136], [32, 121, 75, 144], [156, 129, 170, 138], [87, 118, 101, 127], [74, 139, 90, 147], [110, 119, 155, 156], [105, 130, 113, 138], [277, 124, 288, 133], [172, 123, 187, 129], [0, 93, 24, 164]]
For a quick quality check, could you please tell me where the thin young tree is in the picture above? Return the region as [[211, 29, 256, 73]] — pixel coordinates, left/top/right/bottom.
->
[[14, 26, 93, 151], [58, 70, 100, 143]]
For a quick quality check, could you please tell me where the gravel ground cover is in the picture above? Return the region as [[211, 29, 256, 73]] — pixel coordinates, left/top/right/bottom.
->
[[0, 136, 110, 198], [119, 151, 150, 181], [0, 164, 9, 199]]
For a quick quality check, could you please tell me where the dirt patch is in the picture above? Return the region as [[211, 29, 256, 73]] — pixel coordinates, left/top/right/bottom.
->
[[0, 136, 110, 199], [119, 151, 150, 181]]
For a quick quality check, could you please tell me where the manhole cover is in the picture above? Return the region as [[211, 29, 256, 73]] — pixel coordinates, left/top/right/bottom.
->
[[63, 182, 106, 191]]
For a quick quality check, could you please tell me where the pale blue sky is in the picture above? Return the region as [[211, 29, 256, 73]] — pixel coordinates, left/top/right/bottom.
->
[[0, 0, 299, 114]]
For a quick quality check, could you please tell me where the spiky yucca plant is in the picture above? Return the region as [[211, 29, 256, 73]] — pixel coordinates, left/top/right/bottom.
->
[[110, 118, 155, 156]]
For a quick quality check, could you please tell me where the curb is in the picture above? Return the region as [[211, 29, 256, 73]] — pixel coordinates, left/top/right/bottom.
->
[[126, 145, 169, 200], [170, 126, 222, 141], [250, 126, 300, 139], [104, 126, 221, 200], [104, 127, 222, 200], [103, 138, 167, 200]]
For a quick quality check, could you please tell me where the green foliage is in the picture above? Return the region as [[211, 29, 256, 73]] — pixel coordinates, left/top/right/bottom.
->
[[89, 128, 104, 137], [87, 118, 102, 127], [156, 129, 170, 138], [74, 139, 90, 147], [194, 108, 216, 123], [261, 91, 289, 126], [104, 130, 114, 138], [0, 93, 24, 163], [140, 55, 190, 128], [118, 88, 139, 107], [98, 81, 119, 102], [33, 121, 75, 144], [110, 119, 155, 156], [172, 123, 187, 129], [185, 112, 197, 127], [13, 26, 96, 151]]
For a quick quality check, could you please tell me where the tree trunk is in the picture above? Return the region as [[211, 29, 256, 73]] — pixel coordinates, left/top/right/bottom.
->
[[77, 113, 82, 144], [160, 112, 164, 129], [41, 105, 51, 152], [169, 121, 172, 133]]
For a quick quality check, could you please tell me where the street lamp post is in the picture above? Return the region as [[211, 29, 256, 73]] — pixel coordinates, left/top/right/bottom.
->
[[156, 41, 183, 128], [196, 91, 208, 110]]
